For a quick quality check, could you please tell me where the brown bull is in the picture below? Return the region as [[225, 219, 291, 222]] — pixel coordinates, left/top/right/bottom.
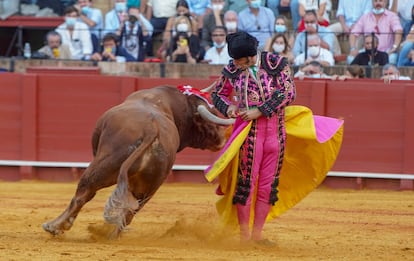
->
[[42, 85, 233, 237]]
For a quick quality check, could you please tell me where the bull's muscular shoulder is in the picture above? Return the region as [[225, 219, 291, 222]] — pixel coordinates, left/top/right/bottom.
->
[[222, 60, 243, 79], [260, 52, 288, 76]]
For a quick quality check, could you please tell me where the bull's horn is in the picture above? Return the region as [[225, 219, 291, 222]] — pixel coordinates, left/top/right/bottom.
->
[[201, 81, 217, 93], [197, 105, 235, 125]]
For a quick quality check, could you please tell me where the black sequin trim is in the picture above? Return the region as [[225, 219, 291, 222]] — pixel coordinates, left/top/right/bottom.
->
[[257, 92, 286, 118], [261, 52, 288, 76], [211, 92, 229, 117], [232, 121, 257, 205], [222, 60, 243, 79]]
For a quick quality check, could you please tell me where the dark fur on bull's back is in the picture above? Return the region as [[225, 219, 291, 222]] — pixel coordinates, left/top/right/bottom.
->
[[42, 85, 229, 238]]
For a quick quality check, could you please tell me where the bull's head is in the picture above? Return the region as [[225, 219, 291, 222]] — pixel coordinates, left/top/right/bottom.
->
[[177, 85, 233, 152]]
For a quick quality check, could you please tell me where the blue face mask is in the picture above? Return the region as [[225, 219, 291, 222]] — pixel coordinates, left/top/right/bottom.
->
[[372, 8, 385, 15], [115, 2, 127, 13], [250, 0, 261, 9], [81, 6, 90, 15], [65, 17, 76, 27], [275, 24, 287, 33]]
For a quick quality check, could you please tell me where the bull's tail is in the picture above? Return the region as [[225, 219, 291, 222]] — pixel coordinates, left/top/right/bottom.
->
[[103, 123, 159, 232]]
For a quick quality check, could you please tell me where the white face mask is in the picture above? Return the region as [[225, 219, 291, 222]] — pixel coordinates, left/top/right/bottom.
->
[[308, 46, 320, 57], [65, 17, 77, 27], [212, 4, 224, 11], [115, 2, 127, 13], [250, 0, 261, 9], [213, 41, 226, 49], [225, 21, 237, 31], [272, 43, 285, 53], [176, 23, 189, 33], [372, 8, 385, 15]]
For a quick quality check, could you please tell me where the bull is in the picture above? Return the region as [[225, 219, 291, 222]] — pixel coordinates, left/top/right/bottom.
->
[[42, 85, 233, 238]]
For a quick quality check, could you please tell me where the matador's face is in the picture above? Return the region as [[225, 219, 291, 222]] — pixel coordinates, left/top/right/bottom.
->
[[233, 55, 257, 71]]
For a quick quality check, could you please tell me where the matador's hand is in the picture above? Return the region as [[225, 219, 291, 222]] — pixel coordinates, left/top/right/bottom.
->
[[239, 108, 262, 121]]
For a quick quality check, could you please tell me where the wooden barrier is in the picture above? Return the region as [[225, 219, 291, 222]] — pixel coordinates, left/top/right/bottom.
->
[[0, 72, 413, 190]]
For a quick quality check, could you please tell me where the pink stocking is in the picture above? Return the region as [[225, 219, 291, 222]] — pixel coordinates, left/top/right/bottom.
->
[[236, 204, 251, 242], [251, 200, 271, 241]]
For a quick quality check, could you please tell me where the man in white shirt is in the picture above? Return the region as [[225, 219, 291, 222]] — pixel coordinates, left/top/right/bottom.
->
[[294, 34, 335, 66], [203, 26, 231, 64], [55, 6, 93, 60]]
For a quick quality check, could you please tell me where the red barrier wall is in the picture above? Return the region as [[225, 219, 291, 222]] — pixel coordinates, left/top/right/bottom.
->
[[0, 72, 413, 189]]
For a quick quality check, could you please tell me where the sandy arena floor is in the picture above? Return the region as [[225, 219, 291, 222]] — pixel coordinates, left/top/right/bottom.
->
[[0, 181, 413, 261]]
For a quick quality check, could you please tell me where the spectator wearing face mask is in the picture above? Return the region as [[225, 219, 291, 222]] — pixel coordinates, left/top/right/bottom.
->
[[265, 0, 302, 32], [75, 0, 104, 53], [238, 0, 275, 50], [267, 15, 295, 50], [75, 0, 103, 39], [381, 63, 411, 83], [105, 0, 129, 35], [223, 10, 238, 34], [37, 31, 72, 59], [294, 34, 335, 66], [266, 0, 301, 32], [349, 0, 403, 65], [292, 10, 336, 57], [202, 26, 231, 64], [297, 0, 330, 32], [90, 33, 135, 62], [163, 0, 198, 49], [55, 6, 93, 60], [263, 33, 294, 64], [294, 60, 332, 79], [350, 34, 388, 66], [165, 15, 204, 63], [118, 7, 153, 61], [201, 0, 226, 50]]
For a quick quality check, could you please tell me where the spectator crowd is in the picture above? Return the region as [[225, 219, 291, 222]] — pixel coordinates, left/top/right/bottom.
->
[[12, 0, 414, 76]]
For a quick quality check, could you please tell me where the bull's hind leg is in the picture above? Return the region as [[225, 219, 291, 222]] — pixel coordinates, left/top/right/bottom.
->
[[42, 161, 118, 235], [103, 184, 152, 238]]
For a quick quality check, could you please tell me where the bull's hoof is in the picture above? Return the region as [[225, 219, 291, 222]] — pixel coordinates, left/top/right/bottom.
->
[[42, 222, 64, 236]]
